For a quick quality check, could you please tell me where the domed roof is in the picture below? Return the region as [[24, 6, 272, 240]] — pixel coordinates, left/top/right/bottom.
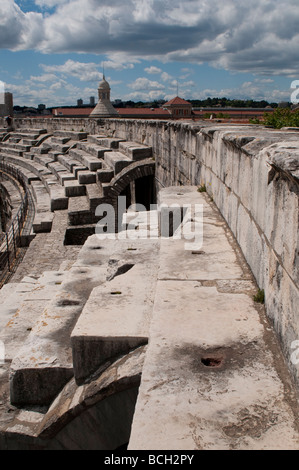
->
[[98, 76, 110, 90]]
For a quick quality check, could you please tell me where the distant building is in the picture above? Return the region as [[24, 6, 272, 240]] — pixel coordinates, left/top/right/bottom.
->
[[90, 96, 95, 106], [0, 92, 13, 118], [77, 99, 83, 107], [163, 96, 193, 118], [89, 75, 118, 118]]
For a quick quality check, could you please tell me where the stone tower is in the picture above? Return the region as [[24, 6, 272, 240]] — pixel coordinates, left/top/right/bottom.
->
[[89, 75, 118, 118], [0, 92, 13, 118]]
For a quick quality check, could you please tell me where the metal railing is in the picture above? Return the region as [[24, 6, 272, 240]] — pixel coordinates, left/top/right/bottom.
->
[[0, 162, 34, 287]]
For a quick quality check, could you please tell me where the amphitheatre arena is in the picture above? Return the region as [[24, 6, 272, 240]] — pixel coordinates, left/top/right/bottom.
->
[[0, 114, 298, 450]]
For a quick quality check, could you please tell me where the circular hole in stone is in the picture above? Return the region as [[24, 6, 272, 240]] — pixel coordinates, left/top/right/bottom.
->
[[201, 356, 223, 368]]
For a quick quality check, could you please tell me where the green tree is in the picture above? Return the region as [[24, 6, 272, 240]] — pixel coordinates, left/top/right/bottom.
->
[[263, 108, 299, 129]]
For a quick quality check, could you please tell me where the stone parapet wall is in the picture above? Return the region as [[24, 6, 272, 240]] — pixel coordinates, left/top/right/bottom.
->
[[14, 117, 299, 386]]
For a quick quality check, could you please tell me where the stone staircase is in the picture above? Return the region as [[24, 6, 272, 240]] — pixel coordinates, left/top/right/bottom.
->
[[0, 187, 298, 450], [0, 128, 153, 237]]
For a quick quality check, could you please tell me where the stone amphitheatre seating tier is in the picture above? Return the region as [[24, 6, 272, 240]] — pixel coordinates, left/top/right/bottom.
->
[[0, 128, 153, 236], [87, 135, 126, 149], [8, 235, 160, 406], [104, 151, 132, 174], [52, 130, 88, 140], [69, 148, 104, 171], [1, 187, 298, 450]]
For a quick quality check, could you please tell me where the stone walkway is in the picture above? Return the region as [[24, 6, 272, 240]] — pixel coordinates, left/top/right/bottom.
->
[[11, 211, 81, 282], [128, 187, 299, 450]]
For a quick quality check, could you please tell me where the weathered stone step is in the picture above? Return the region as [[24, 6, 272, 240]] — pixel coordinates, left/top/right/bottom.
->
[[48, 161, 70, 179], [64, 180, 86, 197], [30, 180, 54, 233], [57, 155, 86, 174], [87, 135, 125, 149], [51, 136, 71, 145], [30, 180, 50, 207], [43, 140, 71, 153], [0, 154, 52, 180], [58, 171, 77, 186], [8, 137, 21, 144], [40, 174, 68, 211], [0, 146, 23, 157], [71, 254, 159, 384], [10, 132, 42, 140], [0, 272, 68, 360], [104, 151, 132, 174], [69, 148, 103, 171], [53, 130, 88, 141], [33, 154, 56, 168], [86, 183, 106, 211], [30, 146, 50, 155], [67, 196, 94, 225], [14, 128, 48, 135], [22, 139, 38, 146], [119, 141, 152, 160], [76, 141, 112, 158], [32, 211, 54, 233], [76, 169, 97, 184], [6, 142, 31, 152], [9, 265, 109, 406], [96, 167, 114, 183], [48, 185, 69, 211]]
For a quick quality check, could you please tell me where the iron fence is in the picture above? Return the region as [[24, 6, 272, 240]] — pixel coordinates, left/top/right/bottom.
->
[[0, 162, 33, 287]]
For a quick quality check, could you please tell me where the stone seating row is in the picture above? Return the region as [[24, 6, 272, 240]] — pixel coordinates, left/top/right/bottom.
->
[[6, 233, 159, 406], [2, 187, 298, 450], [0, 128, 153, 235]]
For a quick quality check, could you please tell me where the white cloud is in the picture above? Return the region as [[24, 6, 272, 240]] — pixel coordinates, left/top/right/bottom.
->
[[0, 0, 43, 50], [161, 72, 173, 82], [30, 73, 57, 82], [41, 59, 102, 82], [128, 77, 165, 91], [34, 0, 68, 8], [2, 0, 299, 79], [145, 66, 162, 74], [124, 90, 166, 101]]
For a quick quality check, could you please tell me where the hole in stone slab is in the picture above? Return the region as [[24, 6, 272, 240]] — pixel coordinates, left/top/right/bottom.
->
[[109, 259, 118, 266], [127, 248, 137, 251], [201, 356, 223, 368], [108, 263, 134, 282], [57, 299, 81, 307], [90, 246, 103, 250], [192, 250, 205, 255], [111, 291, 122, 295]]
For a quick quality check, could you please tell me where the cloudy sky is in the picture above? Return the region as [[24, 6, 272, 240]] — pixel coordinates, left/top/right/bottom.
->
[[1, 0, 299, 107]]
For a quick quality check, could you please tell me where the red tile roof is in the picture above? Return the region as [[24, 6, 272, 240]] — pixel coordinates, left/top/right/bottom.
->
[[117, 108, 170, 116], [164, 96, 192, 106], [52, 108, 93, 116], [52, 107, 170, 118]]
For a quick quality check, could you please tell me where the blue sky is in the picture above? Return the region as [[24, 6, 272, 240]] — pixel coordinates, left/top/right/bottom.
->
[[1, 0, 298, 107]]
